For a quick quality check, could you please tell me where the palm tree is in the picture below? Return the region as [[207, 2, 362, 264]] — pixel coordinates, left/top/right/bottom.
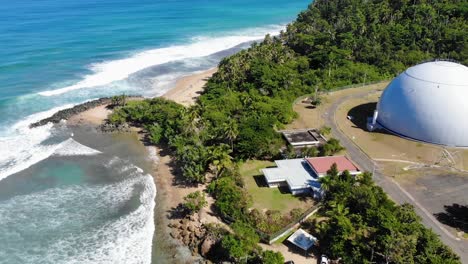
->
[[207, 144, 233, 178], [319, 175, 333, 193], [326, 201, 349, 218], [222, 119, 239, 150], [186, 105, 201, 133]]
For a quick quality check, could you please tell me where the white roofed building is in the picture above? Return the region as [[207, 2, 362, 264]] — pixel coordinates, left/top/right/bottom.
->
[[261, 156, 360, 199], [262, 158, 321, 197]]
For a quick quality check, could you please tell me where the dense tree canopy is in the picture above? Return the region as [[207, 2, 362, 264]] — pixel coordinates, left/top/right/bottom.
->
[[315, 171, 460, 263]]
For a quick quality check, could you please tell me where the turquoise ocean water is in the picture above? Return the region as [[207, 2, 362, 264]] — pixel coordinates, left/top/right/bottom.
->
[[0, 0, 310, 263]]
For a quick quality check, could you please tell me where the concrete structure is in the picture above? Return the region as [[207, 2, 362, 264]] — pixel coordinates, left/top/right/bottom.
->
[[305, 156, 360, 177], [281, 129, 327, 148], [368, 61, 468, 147], [262, 156, 360, 198], [287, 228, 317, 251], [262, 159, 321, 197]]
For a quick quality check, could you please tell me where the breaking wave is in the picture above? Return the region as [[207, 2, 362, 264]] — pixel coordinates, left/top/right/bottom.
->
[[38, 24, 284, 97]]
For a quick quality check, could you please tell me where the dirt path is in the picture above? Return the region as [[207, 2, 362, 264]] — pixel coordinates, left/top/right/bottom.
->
[[260, 243, 316, 264]]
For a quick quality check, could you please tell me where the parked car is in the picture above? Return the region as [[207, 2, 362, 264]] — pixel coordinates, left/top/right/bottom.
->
[[284, 261, 294, 264], [320, 255, 329, 264]]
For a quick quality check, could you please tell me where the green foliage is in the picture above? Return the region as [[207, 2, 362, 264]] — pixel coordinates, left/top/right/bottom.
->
[[301, 146, 319, 158], [209, 177, 251, 221], [110, 94, 127, 107], [248, 208, 305, 234], [221, 234, 250, 261], [319, 126, 331, 136], [312, 96, 322, 106], [107, 109, 127, 125], [221, 222, 262, 263], [315, 170, 461, 263], [236, 115, 282, 159], [284, 144, 297, 159], [146, 124, 164, 144], [261, 250, 284, 264], [182, 191, 207, 214], [321, 138, 345, 156]]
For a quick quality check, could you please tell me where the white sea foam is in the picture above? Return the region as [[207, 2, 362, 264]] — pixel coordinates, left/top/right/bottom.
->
[[146, 146, 159, 164], [53, 138, 102, 156], [38, 24, 285, 97], [0, 165, 156, 264], [0, 105, 75, 181]]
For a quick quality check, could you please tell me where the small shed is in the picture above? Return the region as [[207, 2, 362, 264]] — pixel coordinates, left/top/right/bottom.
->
[[287, 228, 317, 252], [281, 129, 327, 148]]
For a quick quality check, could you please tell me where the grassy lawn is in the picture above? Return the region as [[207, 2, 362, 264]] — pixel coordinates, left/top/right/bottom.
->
[[273, 229, 296, 244], [239, 160, 314, 213]]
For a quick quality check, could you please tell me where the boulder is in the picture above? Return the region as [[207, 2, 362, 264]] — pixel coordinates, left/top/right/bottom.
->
[[187, 225, 194, 232], [199, 237, 216, 258]]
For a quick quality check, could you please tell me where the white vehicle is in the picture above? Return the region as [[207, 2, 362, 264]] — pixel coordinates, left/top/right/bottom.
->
[[320, 255, 329, 264]]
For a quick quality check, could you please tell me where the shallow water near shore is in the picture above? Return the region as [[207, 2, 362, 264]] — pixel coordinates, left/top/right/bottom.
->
[[0, 126, 173, 264]]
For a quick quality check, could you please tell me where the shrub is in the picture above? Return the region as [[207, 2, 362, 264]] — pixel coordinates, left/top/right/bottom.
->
[[182, 191, 207, 214]]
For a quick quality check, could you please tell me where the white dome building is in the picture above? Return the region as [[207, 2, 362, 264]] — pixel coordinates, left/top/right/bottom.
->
[[370, 61, 468, 147]]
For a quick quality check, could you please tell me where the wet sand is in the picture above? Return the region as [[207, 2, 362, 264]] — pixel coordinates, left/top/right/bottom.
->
[[66, 67, 219, 263]]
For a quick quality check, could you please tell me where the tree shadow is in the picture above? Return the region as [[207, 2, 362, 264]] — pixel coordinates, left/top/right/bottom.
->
[[154, 141, 199, 188], [296, 194, 314, 203], [167, 204, 189, 220], [434, 203, 468, 232]]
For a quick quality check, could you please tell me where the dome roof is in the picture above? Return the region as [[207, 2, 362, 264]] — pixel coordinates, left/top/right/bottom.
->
[[405, 61, 468, 86], [376, 61, 468, 147]]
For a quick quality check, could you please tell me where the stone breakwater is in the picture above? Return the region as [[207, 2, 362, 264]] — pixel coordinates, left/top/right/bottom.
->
[[29, 96, 142, 128]]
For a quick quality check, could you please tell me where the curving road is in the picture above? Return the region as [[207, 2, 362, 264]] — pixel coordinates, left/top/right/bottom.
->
[[323, 89, 468, 262]]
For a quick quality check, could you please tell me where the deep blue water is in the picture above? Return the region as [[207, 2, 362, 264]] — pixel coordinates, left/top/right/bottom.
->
[[0, 0, 310, 263]]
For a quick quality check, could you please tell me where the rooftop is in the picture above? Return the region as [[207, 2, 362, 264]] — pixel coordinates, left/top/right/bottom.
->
[[262, 159, 321, 190], [281, 129, 326, 147], [306, 156, 360, 174], [287, 228, 317, 251]]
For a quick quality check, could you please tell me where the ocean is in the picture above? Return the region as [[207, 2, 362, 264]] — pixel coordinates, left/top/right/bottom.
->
[[0, 0, 310, 263]]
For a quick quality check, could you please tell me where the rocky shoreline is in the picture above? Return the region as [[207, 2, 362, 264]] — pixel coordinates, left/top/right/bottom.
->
[[29, 96, 143, 128]]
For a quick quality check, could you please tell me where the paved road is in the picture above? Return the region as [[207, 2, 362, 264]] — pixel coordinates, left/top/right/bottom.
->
[[323, 90, 468, 263]]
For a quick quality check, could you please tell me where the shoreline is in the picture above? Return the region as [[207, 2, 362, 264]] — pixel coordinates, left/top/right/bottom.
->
[[59, 67, 219, 263], [162, 68, 217, 107], [39, 67, 217, 128]]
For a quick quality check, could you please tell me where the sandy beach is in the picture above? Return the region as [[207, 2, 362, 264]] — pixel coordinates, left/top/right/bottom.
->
[[65, 67, 222, 263], [162, 68, 217, 106], [68, 68, 217, 127], [67, 104, 112, 126]]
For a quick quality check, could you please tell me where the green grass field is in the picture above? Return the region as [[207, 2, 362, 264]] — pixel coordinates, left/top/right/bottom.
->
[[239, 160, 314, 213]]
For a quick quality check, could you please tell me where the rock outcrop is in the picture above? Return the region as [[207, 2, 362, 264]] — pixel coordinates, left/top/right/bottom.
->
[[169, 214, 207, 254], [99, 122, 132, 133], [29, 98, 112, 128], [29, 95, 143, 128]]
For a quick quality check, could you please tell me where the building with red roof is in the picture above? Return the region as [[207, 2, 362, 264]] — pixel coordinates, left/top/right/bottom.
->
[[305, 156, 360, 177]]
